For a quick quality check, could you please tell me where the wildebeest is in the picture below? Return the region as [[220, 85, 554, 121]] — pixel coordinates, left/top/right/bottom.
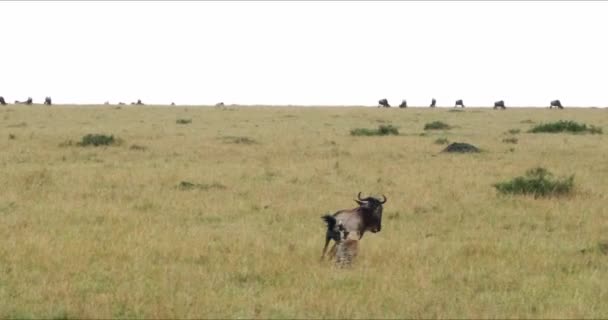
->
[[399, 100, 407, 108], [378, 99, 390, 108], [320, 192, 386, 261], [455, 99, 465, 108], [430, 98, 436, 108], [0, 96, 6, 105], [15, 98, 33, 105], [550, 100, 563, 109], [215, 102, 225, 107], [44, 97, 52, 105], [493, 100, 506, 109], [171, 102, 175, 106], [136, 99, 144, 105]]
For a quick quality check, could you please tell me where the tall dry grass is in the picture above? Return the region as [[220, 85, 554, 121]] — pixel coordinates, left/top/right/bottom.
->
[[1, 105, 607, 318]]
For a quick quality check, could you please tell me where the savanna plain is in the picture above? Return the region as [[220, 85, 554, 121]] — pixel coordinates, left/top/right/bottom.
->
[[1, 105, 607, 318]]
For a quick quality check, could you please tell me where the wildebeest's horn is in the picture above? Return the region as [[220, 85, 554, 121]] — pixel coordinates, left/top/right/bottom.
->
[[380, 194, 387, 204], [357, 192, 363, 200]]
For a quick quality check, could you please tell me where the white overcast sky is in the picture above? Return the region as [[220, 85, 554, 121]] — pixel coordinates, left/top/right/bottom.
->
[[1, 1, 607, 107]]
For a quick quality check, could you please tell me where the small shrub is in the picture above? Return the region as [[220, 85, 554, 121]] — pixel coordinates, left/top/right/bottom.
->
[[350, 125, 399, 136], [507, 129, 521, 134], [178, 181, 226, 191], [176, 118, 192, 124], [502, 137, 518, 144], [448, 109, 463, 113], [8, 133, 15, 140], [434, 137, 449, 145], [493, 167, 574, 198], [529, 120, 602, 134], [78, 134, 116, 147], [424, 121, 451, 130]]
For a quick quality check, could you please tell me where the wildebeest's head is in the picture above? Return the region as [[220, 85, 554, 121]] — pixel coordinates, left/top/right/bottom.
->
[[354, 192, 386, 233]]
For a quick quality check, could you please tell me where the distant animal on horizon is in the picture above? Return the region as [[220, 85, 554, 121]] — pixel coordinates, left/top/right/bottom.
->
[[493, 100, 506, 109], [378, 99, 390, 108], [132, 99, 144, 105], [455, 99, 465, 108], [171, 102, 175, 106], [550, 100, 564, 109], [215, 102, 225, 107], [14, 97, 33, 105], [399, 100, 407, 108], [430, 98, 436, 108], [320, 192, 386, 261], [0, 96, 6, 105], [44, 97, 52, 105]]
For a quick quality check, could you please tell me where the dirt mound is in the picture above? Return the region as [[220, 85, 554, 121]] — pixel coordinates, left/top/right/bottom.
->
[[442, 142, 480, 153]]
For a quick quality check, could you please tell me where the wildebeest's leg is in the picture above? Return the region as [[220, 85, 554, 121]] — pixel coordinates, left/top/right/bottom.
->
[[320, 237, 331, 261], [327, 242, 338, 260]]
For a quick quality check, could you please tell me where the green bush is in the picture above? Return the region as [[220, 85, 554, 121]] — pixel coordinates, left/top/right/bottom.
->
[[424, 121, 451, 130], [78, 134, 116, 147], [529, 120, 602, 134], [350, 125, 399, 136], [507, 129, 521, 135], [176, 118, 192, 124], [493, 167, 574, 198], [502, 137, 518, 144]]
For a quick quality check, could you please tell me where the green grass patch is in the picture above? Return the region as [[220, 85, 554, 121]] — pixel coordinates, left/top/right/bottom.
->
[[176, 118, 192, 124], [78, 134, 117, 147], [350, 124, 399, 136], [529, 120, 602, 134], [494, 167, 574, 198], [424, 121, 451, 130]]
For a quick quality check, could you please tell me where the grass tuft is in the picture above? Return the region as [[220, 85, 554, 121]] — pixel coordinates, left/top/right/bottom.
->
[[493, 167, 574, 198], [176, 118, 192, 124], [350, 124, 399, 136], [178, 181, 227, 191], [424, 121, 451, 130], [77, 134, 117, 147], [221, 136, 258, 144]]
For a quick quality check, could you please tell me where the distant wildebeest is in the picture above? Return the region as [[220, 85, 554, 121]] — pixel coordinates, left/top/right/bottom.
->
[[136, 99, 144, 105], [215, 102, 225, 107], [455, 99, 465, 108], [44, 97, 52, 105], [399, 100, 407, 108], [320, 192, 386, 261], [104, 101, 110, 105], [378, 99, 390, 108], [430, 98, 436, 108], [550, 100, 563, 109], [118, 102, 126, 105], [171, 102, 175, 106], [493, 100, 506, 109], [15, 97, 33, 105], [0, 96, 6, 105]]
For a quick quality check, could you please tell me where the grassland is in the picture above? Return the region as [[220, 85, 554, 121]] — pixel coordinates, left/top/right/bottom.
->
[[1, 105, 607, 318]]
